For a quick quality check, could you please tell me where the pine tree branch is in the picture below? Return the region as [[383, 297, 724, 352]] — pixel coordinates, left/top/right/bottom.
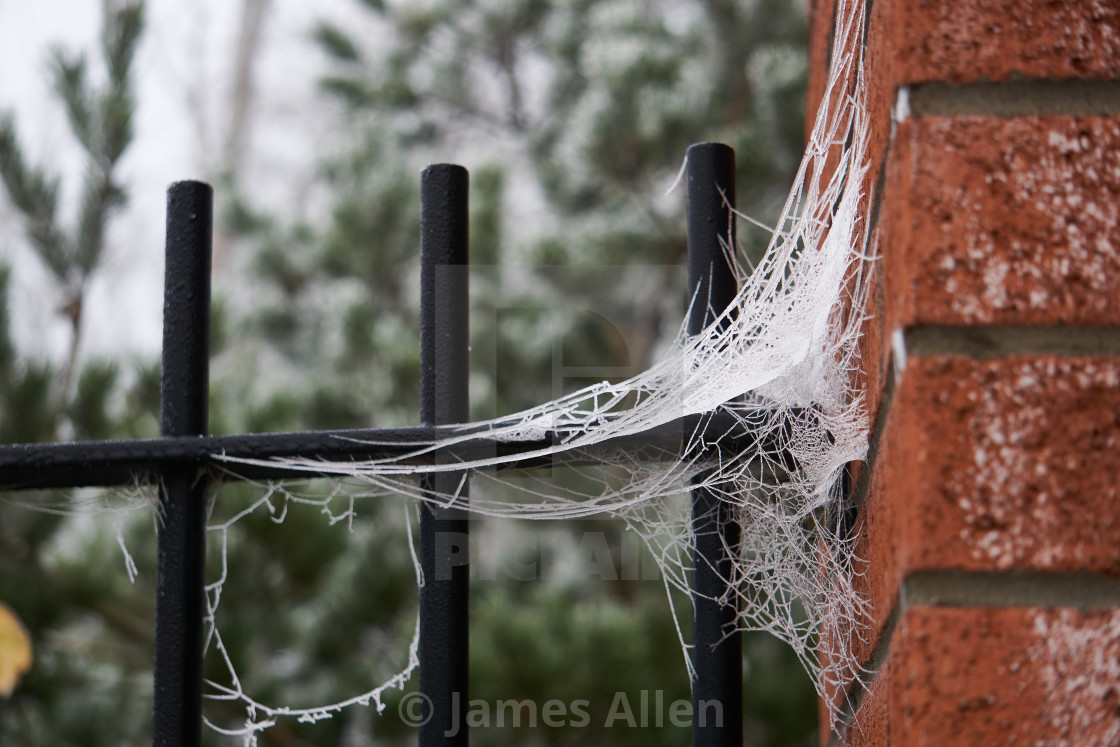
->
[[50, 50, 96, 155], [0, 116, 73, 284], [57, 1, 141, 404], [101, 0, 145, 87]]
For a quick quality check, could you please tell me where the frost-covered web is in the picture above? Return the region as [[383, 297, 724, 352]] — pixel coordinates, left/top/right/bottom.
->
[[197, 0, 877, 739], [16, 1, 876, 741]]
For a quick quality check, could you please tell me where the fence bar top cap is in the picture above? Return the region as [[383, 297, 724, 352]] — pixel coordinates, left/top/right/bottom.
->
[[422, 163, 468, 176], [167, 179, 213, 194], [686, 142, 734, 157]]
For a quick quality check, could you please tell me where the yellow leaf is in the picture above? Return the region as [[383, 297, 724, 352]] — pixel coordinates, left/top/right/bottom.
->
[[0, 601, 32, 697]]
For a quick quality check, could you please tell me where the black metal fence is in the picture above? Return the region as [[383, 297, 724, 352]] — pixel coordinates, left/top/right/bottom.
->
[[0, 143, 752, 747]]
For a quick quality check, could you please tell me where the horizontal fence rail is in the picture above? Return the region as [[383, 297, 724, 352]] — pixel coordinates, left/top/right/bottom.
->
[[0, 411, 787, 489]]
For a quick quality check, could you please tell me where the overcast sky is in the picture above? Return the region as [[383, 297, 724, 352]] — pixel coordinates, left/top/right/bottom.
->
[[0, 0, 359, 362]]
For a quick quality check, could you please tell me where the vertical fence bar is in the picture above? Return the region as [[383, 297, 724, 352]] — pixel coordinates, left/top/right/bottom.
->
[[154, 181, 212, 747], [685, 142, 742, 747], [419, 164, 470, 747]]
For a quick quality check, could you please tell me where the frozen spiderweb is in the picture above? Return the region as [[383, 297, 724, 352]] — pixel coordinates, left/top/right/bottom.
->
[[203, 0, 874, 740]]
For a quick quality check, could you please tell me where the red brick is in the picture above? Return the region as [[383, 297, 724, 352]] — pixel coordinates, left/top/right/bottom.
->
[[806, 1, 874, 201], [852, 249, 889, 435], [805, 0, 889, 432], [822, 3, 1120, 742], [851, 463, 902, 662], [806, 0, 839, 135], [849, 356, 1120, 658], [806, 16, 890, 432], [882, 116, 1120, 327], [850, 0, 901, 428], [847, 660, 889, 747], [863, 0, 900, 173], [882, 356, 1120, 568], [885, 606, 1120, 746], [889, 0, 1120, 84]]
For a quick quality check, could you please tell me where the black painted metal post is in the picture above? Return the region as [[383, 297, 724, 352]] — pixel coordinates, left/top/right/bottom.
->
[[686, 143, 742, 747], [419, 164, 470, 747], [154, 181, 212, 747]]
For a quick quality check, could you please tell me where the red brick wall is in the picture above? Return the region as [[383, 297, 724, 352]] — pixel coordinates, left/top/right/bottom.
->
[[814, 1, 1120, 744]]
